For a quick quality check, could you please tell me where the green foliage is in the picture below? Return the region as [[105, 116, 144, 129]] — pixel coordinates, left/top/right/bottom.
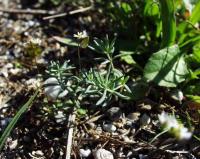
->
[[90, 36, 116, 56], [159, 0, 176, 48], [0, 89, 39, 151], [190, 0, 200, 24], [23, 40, 42, 59], [53, 36, 78, 47], [82, 68, 131, 106], [186, 95, 200, 103], [144, 45, 189, 87], [45, 36, 132, 108]]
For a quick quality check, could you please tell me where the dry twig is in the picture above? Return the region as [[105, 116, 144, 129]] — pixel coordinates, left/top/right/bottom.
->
[[0, 8, 55, 15], [43, 5, 93, 20], [65, 108, 76, 159]]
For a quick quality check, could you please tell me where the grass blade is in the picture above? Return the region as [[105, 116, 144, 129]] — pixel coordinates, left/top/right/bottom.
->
[[190, 1, 200, 24], [0, 88, 39, 151], [159, 0, 176, 48]]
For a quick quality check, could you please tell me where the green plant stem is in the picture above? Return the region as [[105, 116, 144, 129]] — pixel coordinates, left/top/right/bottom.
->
[[0, 88, 39, 151], [149, 129, 169, 144], [159, 0, 176, 48], [78, 42, 81, 70]]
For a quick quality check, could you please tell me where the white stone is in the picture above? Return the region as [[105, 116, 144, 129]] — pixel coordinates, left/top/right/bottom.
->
[[103, 123, 117, 133], [79, 148, 91, 157], [93, 149, 114, 159]]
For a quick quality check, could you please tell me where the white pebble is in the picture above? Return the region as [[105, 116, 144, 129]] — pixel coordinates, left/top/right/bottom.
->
[[79, 148, 91, 157]]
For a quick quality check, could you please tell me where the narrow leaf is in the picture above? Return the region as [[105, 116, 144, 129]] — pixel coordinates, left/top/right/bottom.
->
[[0, 89, 39, 151], [53, 36, 78, 47], [159, 0, 176, 48]]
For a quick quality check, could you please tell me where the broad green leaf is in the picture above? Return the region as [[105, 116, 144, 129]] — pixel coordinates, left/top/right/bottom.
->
[[144, 45, 189, 87], [190, 0, 200, 24], [53, 36, 78, 47], [0, 89, 39, 151]]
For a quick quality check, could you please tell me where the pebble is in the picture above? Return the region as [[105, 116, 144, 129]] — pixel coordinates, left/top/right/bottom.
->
[[106, 107, 122, 121], [79, 148, 91, 157], [9, 139, 18, 150], [44, 77, 67, 100], [122, 135, 135, 143], [96, 126, 103, 134], [126, 151, 133, 157], [139, 154, 148, 159], [130, 128, 136, 135], [140, 114, 151, 127], [93, 149, 114, 159], [1, 117, 12, 128], [140, 104, 152, 110], [87, 122, 96, 129], [55, 111, 66, 123], [118, 128, 128, 134], [9, 68, 21, 75], [170, 89, 184, 103], [127, 112, 140, 122], [103, 123, 117, 133], [30, 150, 44, 158]]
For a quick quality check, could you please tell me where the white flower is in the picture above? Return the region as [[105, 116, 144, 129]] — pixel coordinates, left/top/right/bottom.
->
[[158, 112, 192, 140], [158, 112, 179, 130], [73, 30, 88, 40], [178, 127, 192, 140]]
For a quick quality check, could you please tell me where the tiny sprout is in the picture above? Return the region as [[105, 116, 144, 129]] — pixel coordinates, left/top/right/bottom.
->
[[158, 112, 192, 140], [24, 38, 42, 58]]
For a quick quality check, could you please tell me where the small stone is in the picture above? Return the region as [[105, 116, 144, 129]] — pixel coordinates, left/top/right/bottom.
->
[[170, 90, 184, 103], [9, 139, 18, 150], [140, 104, 152, 110], [93, 149, 114, 159], [103, 123, 117, 133], [44, 77, 61, 98], [126, 151, 133, 157], [55, 111, 66, 123], [87, 122, 96, 129], [106, 107, 122, 121], [140, 114, 151, 127], [127, 112, 140, 122], [122, 135, 135, 143], [130, 128, 136, 135], [1, 118, 12, 128], [118, 129, 128, 134], [96, 126, 102, 134], [9, 68, 21, 75], [79, 148, 91, 157], [139, 154, 148, 159], [31, 150, 44, 158]]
